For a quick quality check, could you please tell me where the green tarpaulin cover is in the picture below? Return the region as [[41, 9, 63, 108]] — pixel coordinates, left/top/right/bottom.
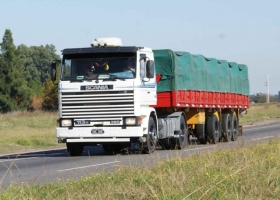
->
[[153, 49, 249, 95]]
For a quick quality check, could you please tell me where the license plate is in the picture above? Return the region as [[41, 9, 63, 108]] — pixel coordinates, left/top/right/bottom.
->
[[75, 120, 90, 125], [91, 129, 104, 134], [110, 120, 121, 124]]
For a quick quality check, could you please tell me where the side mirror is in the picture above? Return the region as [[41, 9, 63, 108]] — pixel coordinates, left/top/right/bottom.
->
[[146, 60, 154, 78], [51, 62, 57, 81]]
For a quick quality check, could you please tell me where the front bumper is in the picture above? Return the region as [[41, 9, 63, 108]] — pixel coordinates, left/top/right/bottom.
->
[[56, 126, 144, 143]]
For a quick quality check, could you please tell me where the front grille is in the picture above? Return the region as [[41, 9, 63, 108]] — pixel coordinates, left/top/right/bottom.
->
[[61, 90, 134, 120]]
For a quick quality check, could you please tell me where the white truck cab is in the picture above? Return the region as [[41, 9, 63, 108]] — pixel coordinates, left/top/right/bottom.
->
[[52, 38, 158, 156]]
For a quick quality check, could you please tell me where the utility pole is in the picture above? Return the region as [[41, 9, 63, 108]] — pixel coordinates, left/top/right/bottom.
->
[[265, 75, 270, 103]]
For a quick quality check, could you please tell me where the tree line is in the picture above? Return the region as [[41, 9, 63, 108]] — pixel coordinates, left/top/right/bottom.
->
[[250, 93, 279, 103], [0, 29, 60, 113]]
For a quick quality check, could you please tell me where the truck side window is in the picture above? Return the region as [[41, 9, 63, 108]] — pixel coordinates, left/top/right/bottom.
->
[[140, 54, 146, 78], [63, 59, 71, 77]]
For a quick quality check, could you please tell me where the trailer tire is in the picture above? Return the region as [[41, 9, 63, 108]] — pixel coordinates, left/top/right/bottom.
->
[[66, 142, 84, 156], [206, 115, 220, 144], [141, 117, 157, 154], [196, 124, 207, 144], [230, 114, 238, 141], [221, 113, 232, 142], [171, 115, 188, 149]]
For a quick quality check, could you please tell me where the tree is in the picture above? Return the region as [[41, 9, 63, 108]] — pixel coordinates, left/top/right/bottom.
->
[[20, 44, 60, 84], [0, 29, 32, 112], [41, 59, 61, 111], [42, 77, 58, 111], [18, 44, 61, 96], [250, 93, 278, 103]]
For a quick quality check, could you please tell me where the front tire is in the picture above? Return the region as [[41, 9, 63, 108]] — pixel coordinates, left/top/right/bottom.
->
[[141, 117, 157, 154], [66, 142, 84, 156]]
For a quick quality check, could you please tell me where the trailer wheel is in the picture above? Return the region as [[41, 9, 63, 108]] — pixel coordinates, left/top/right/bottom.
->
[[196, 124, 206, 144], [230, 114, 238, 141], [141, 117, 157, 154], [66, 142, 84, 156], [171, 115, 188, 149], [206, 115, 220, 144], [221, 114, 232, 142]]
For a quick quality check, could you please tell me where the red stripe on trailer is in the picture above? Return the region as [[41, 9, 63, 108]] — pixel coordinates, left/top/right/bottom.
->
[[154, 90, 249, 108]]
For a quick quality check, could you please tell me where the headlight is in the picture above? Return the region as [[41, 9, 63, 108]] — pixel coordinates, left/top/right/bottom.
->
[[61, 119, 72, 127], [125, 117, 136, 125], [124, 116, 142, 126]]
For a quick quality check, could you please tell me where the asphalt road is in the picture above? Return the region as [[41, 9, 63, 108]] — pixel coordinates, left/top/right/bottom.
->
[[1, 122, 279, 189]]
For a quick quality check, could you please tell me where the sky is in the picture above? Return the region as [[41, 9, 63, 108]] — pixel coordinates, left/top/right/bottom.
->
[[1, 0, 280, 95]]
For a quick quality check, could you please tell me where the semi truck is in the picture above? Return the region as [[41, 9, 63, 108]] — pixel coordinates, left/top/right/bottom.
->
[[51, 38, 249, 156]]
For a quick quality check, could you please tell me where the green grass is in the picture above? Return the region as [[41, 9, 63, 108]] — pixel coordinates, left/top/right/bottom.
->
[[239, 102, 280, 125], [0, 111, 63, 154], [1, 139, 279, 199]]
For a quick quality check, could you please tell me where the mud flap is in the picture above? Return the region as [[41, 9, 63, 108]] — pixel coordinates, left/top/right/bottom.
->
[[238, 126, 243, 136]]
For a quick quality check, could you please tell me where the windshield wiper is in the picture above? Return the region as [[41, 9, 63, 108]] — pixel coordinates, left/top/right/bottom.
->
[[103, 78, 125, 81], [103, 75, 125, 81]]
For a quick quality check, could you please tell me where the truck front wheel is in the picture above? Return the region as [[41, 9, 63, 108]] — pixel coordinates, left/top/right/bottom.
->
[[66, 142, 84, 156], [141, 117, 157, 154]]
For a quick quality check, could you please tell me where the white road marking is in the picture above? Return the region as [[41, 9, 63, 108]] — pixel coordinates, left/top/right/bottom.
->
[[251, 136, 273, 141], [0, 157, 39, 163], [58, 161, 121, 172], [183, 146, 216, 152]]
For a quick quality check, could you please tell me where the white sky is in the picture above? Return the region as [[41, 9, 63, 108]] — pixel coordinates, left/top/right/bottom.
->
[[1, 0, 280, 95]]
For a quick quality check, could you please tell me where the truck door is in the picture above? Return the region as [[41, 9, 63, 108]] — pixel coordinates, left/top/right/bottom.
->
[[138, 54, 157, 105]]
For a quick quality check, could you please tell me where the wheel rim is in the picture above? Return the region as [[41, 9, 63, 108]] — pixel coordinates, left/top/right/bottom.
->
[[142, 117, 157, 153], [222, 114, 232, 142], [179, 116, 187, 148], [227, 119, 231, 140], [214, 120, 219, 140], [180, 123, 185, 143], [149, 125, 157, 148]]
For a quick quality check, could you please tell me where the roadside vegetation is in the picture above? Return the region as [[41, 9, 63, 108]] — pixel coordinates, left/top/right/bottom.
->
[[239, 102, 280, 125], [1, 138, 279, 199], [0, 111, 63, 154]]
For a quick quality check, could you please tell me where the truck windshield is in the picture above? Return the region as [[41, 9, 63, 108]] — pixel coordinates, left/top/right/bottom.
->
[[61, 53, 136, 81]]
